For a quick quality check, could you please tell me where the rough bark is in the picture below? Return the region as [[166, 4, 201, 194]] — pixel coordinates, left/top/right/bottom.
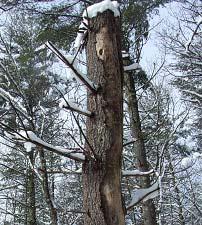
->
[[124, 72, 157, 225], [39, 148, 58, 225], [26, 152, 37, 225], [83, 10, 125, 225]]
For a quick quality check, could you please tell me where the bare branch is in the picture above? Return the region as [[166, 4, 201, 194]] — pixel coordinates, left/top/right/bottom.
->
[[186, 18, 202, 52], [45, 41, 98, 93]]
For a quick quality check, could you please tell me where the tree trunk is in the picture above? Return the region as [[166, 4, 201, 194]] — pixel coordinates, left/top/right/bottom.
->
[[39, 148, 58, 225], [168, 155, 185, 225], [83, 10, 125, 225], [124, 72, 157, 225], [27, 152, 37, 225]]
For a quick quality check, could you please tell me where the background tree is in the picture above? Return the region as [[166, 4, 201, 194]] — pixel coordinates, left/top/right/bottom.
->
[[0, 10, 84, 225], [160, 0, 202, 149]]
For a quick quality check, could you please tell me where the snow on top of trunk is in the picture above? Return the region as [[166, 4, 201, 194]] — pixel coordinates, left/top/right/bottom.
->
[[82, 0, 120, 18], [74, 0, 120, 49]]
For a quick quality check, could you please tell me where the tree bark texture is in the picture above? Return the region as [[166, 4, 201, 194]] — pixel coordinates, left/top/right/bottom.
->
[[39, 148, 58, 225], [124, 73, 157, 225], [27, 152, 37, 225], [83, 10, 125, 225]]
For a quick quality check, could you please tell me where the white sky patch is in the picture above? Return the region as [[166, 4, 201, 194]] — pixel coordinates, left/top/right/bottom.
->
[[31, 0, 72, 11], [140, 2, 177, 71], [197, 15, 202, 25]]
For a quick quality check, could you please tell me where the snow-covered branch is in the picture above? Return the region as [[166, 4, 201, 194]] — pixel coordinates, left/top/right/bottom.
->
[[14, 131, 85, 162], [45, 168, 154, 177], [122, 50, 129, 59], [127, 181, 159, 210], [59, 99, 93, 117], [45, 41, 98, 93], [27, 156, 43, 181], [0, 184, 20, 192], [0, 88, 30, 121], [46, 168, 82, 175], [182, 90, 202, 100], [122, 169, 154, 177], [124, 63, 141, 72]]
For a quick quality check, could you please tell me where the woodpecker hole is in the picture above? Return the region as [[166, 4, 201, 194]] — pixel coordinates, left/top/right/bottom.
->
[[99, 49, 103, 55]]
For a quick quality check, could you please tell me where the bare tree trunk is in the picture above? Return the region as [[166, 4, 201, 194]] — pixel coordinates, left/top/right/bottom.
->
[[168, 156, 185, 225], [83, 9, 125, 225], [39, 148, 58, 225], [124, 72, 157, 225], [27, 152, 37, 225]]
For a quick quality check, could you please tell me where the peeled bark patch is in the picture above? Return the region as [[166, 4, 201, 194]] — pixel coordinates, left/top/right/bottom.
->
[[96, 26, 113, 61]]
